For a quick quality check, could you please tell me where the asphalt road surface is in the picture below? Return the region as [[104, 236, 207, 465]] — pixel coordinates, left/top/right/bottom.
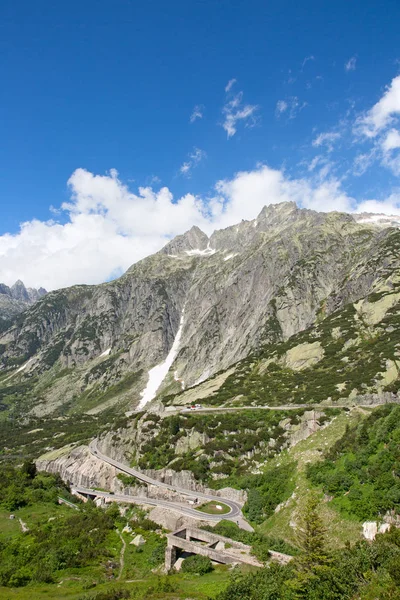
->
[[73, 485, 242, 521], [85, 441, 253, 527]]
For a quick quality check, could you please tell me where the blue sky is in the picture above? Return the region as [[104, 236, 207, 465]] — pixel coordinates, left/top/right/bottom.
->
[[1, 0, 400, 289]]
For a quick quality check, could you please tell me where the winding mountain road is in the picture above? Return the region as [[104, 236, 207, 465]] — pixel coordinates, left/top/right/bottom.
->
[[73, 485, 242, 522], [85, 440, 249, 527], [178, 403, 362, 413], [125, 403, 365, 419]]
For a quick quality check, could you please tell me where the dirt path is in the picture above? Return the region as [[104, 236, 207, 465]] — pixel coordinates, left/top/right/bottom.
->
[[116, 530, 126, 581]]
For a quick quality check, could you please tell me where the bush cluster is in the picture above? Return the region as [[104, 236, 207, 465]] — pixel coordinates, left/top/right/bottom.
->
[[213, 527, 400, 600], [307, 404, 400, 520]]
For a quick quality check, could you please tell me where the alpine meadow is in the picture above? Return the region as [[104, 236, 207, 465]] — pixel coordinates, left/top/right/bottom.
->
[[1, 1, 400, 598]]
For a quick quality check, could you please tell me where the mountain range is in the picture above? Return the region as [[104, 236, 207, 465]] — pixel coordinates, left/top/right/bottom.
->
[[1, 201, 399, 420]]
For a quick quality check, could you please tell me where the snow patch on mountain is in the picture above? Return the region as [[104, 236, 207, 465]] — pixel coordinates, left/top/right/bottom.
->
[[185, 245, 216, 256], [138, 311, 185, 408], [224, 253, 239, 261], [16, 358, 34, 374], [354, 213, 400, 227]]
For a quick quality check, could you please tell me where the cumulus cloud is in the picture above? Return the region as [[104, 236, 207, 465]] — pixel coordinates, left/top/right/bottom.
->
[[345, 56, 357, 72], [213, 165, 354, 228], [355, 195, 400, 215], [222, 84, 259, 138], [190, 105, 204, 123], [179, 147, 206, 177], [382, 128, 400, 152], [2, 164, 400, 291], [0, 169, 212, 290], [355, 75, 400, 138]]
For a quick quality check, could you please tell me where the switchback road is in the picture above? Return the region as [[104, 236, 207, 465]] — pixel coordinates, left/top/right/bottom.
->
[[73, 485, 242, 522], [86, 441, 251, 528]]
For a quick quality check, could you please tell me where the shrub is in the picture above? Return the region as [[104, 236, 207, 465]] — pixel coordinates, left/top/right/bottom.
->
[[180, 554, 214, 575]]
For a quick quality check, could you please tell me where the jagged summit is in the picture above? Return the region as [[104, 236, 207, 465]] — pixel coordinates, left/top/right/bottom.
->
[[1, 280, 47, 303], [161, 203, 365, 259], [257, 200, 298, 220], [161, 225, 209, 256], [0, 280, 47, 326], [11, 280, 31, 302], [1, 202, 400, 418]]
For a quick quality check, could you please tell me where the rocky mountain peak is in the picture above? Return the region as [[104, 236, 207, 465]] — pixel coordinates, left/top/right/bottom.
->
[[11, 280, 30, 302], [2, 202, 400, 418], [257, 201, 298, 221], [161, 225, 209, 255], [0, 280, 47, 326], [0, 284, 10, 296], [9, 280, 47, 303]]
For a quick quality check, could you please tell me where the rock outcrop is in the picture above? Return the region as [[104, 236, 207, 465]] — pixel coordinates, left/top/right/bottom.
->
[[36, 442, 247, 506], [2, 202, 400, 417]]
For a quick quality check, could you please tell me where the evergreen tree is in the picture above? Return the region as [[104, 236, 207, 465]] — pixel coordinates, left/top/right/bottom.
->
[[21, 460, 36, 479], [291, 493, 331, 597], [297, 493, 328, 569]]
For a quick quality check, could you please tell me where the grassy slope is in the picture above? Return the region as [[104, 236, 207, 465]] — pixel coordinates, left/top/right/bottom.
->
[[258, 407, 370, 548], [0, 405, 395, 599], [0, 496, 235, 600], [0, 570, 234, 600]]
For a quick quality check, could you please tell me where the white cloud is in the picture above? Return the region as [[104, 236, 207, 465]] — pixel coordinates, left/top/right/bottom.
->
[[275, 100, 288, 115], [355, 75, 400, 138], [179, 147, 206, 177], [312, 131, 341, 152], [345, 56, 357, 72], [0, 169, 212, 290], [2, 165, 400, 291], [222, 84, 259, 138], [382, 128, 400, 152], [348, 75, 400, 176], [301, 55, 315, 70], [180, 163, 191, 175], [382, 150, 400, 177], [225, 78, 237, 92], [276, 97, 307, 120], [307, 156, 322, 172], [355, 195, 400, 215], [352, 148, 378, 176], [190, 105, 204, 123], [213, 165, 353, 228], [379, 129, 400, 176]]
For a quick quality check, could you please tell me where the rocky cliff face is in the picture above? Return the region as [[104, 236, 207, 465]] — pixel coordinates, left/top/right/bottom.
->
[[1, 202, 400, 417], [36, 443, 247, 505], [0, 280, 46, 330]]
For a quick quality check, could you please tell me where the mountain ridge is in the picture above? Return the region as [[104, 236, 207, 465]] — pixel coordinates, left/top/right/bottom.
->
[[0, 280, 47, 330], [0, 202, 400, 419]]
